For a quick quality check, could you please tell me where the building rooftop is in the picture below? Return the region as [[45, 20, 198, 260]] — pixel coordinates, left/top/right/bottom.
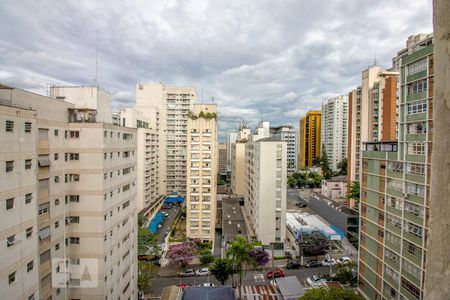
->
[[311, 192, 358, 216], [275, 276, 305, 300], [222, 197, 248, 242], [182, 287, 235, 300], [325, 175, 347, 182], [240, 285, 279, 300], [257, 137, 283, 142]]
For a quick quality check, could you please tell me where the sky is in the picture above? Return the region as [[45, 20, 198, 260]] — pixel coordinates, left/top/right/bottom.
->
[[0, 0, 432, 141]]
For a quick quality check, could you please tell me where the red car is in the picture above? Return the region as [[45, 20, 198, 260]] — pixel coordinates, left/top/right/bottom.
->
[[266, 268, 285, 279], [178, 283, 191, 289]]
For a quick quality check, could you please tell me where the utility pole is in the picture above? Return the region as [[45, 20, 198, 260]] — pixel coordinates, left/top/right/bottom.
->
[[329, 241, 333, 278]]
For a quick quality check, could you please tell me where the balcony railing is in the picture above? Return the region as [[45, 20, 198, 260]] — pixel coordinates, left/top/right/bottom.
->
[[364, 141, 398, 152]]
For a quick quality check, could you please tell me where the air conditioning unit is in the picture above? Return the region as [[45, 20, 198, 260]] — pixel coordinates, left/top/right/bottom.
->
[[7, 236, 17, 246]]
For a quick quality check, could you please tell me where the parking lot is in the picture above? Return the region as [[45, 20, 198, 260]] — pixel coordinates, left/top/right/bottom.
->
[[154, 205, 181, 244]]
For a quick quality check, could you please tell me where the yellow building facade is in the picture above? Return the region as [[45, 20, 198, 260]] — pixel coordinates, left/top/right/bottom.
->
[[298, 110, 321, 168]]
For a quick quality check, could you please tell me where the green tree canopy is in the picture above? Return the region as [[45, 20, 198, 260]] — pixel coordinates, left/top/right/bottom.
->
[[210, 258, 234, 285], [337, 158, 348, 176], [348, 181, 360, 200], [288, 176, 298, 188], [138, 228, 159, 256], [300, 288, 364, 300], [320, 145, 333, 179], [199, 251, 215, 266], [138, 261, 158, 293], [227, 236, 254, 298]]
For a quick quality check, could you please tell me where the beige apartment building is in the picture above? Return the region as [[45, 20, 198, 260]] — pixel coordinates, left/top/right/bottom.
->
[[114, 108, 162, 215], [347, 66, 398, 202], [186, 104, 217, 242], [136, 83, 197, 196], [230, 142, 246, 196], [244, 137, 287, 245], [218, 143, 227, 176], [1, 84, 138, 300]]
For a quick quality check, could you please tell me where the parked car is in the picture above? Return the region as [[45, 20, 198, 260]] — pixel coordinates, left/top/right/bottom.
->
[[337, 256, 352, 265], [306, 275, 327, 287], [178, 269, 195, 277], [305, 260, 322, 268], [162, 203, 173, 209], [178, 283, 191, 289], [296, 202, 307, 208], [266, 268, 285, 279], [286, 261, 301, 269], [198, 283, 215, 287], [321, 258, 337, 267], [195, 268, 210, 276]]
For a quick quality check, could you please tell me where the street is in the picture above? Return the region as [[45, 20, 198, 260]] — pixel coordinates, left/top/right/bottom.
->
[[155, 206, 181, 244], [149, 265, 336, 297]]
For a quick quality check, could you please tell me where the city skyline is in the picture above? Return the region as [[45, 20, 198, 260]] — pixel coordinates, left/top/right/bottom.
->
[[0, 0, 432, 141]]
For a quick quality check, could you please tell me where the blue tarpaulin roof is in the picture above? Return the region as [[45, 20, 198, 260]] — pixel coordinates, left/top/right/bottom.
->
[[148, 212, 165, 234], [164, 196, 185, 204]]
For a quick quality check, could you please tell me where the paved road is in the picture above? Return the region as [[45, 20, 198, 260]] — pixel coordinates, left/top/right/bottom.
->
[[149, 265, 336, 297], [154, 206, 180, 244]]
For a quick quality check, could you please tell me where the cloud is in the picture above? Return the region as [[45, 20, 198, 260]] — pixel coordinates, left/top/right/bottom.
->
[[0, 0, 433, 141]]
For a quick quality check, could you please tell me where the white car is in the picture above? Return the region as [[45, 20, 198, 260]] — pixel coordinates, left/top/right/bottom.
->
[[321, 258, 337, 266], [195, 268, 210, 276], [337, 256, 352, 265], [306, 275, 327, 287], [198, 283, 214, 287]]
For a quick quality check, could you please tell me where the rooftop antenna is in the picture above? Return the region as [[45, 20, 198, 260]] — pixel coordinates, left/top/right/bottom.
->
[[373, 51, 377, 66], [211, 96, 215, 103]]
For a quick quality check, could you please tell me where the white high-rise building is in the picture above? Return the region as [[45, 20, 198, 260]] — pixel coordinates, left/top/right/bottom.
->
[[270, 125, 298, 175], [0, 83, 138, 300], [226, 131, 238, 173], [115, 108, 162, 214], [252, 121, 270, 141], [136, 83, 197, 196], [244, 137, 287, 245], [186, 104, 217, 242], [321, 95, 349, 171]]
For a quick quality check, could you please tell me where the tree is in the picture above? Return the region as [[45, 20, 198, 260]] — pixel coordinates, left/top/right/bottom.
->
[[307, 172, 323, 188], [138, 213, 146, 227], [138, 228, 159, 256], [199, 111, 205, 118], [348, 181, 360, 200], [336, 261, 357, 286], [210, 258, 234, 285], [293, 172, 308, 188], [300, 288, 364, 300], [337, 158, 348, 176], [320, 145, 333, 179], [312, 156, 321, 167], [303, 232, 328, 259], [249, 249, 270, 267], [287, 176, 297, 188], [227, 236, 254, 299], [138, 261, 158, 294], [167, 242, 196, 268], [199, 251, 215, 266]]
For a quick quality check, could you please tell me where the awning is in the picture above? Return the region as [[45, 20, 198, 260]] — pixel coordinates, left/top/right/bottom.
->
[[38, 156, 50, 167], [39, 226, 51, 240]]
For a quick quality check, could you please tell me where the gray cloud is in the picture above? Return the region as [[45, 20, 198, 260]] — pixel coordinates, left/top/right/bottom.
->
[[0, 0, 432, 141]]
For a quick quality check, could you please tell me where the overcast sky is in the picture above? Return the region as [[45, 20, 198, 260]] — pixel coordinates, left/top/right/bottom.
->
[[0, 0, 432, 141]]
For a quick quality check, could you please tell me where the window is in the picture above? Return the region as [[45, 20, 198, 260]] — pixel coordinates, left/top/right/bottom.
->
[[405, 222, 423, 238], [26, 227, 33, 238], [407, 79, 427, 95], [38, 202, 49, 215], [408, 58, 427, 75], [104, 153, 107, 160], [69, 216, 80, 223], [408, 142, 426, 155], [54, 153, 59, 160], [6, 120, 14, 132], [65, 174, 80, 182], [122, 184, 130, 192], [55, 243, 60, 251], [407, 163, 425, 176], [70, 237, 80, 244], [407, 121, 427, 134], [66, 153, 79, 161], [406, 183, 425, 197], [55, 221, 59, 228], [387, 179, 403, 192], [25, 159, 32, 169], [387, 161, 403, 172], [27, 261, 34, 272], [54, 129, 59, 136], [122, 201, 130, 209], [28, 294, 35, 300], [55, 176, 60, 183], [68, 130, 80, 138], [404, 201, 424, 218], [25, 193, 32, 204], [8, 272, 16, 285], [25, 122, 32, 133], [7, 235, 16, 247], [68, 195, 80, 203], [407, 100, 427, 115], [6, 160, 14, 172], [6, 198, 14, 210]]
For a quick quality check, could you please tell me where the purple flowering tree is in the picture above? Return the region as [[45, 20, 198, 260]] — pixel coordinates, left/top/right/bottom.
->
[[249, 249, 270, 267], [167, 242, 196, 268]]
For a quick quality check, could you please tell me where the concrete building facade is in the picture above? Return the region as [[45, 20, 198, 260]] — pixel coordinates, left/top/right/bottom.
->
[[230, 142, 246, 196], [218, 143, 227, 176], [136, 83, 197, 196], [270, 125, 298, 175], [1, 84, 138, 300], [298, 111, 321, 169], [357, 35, 433, 300], [321, 95, 349, 172], [244, 137, 287, 245], [226, 132, 238, 174], [186, 104, 217, 242]]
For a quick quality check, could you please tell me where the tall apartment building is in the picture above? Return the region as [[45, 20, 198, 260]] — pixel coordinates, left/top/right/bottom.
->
[[270, 125, 298, 175], [115, 108, 162, 214], [226, 132, 238, 174], [186, 104, 217, 242], [244, 137, 287, 245], [230, 141, 246, 196], [0, 84, 138, 300], [321, 95, 349, 172], [218, 143, 227, 176], [136, 83, 196, 196], [347, 66, 399, 194], [357, 35, 433, 300], [298, 111, 321, 169]]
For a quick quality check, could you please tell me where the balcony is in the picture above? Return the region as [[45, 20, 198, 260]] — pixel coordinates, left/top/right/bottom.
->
[[364, 141, 398, 152]]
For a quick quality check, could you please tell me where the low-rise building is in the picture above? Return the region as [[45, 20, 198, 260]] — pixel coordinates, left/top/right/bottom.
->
[[321, 175, 347, 200]]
